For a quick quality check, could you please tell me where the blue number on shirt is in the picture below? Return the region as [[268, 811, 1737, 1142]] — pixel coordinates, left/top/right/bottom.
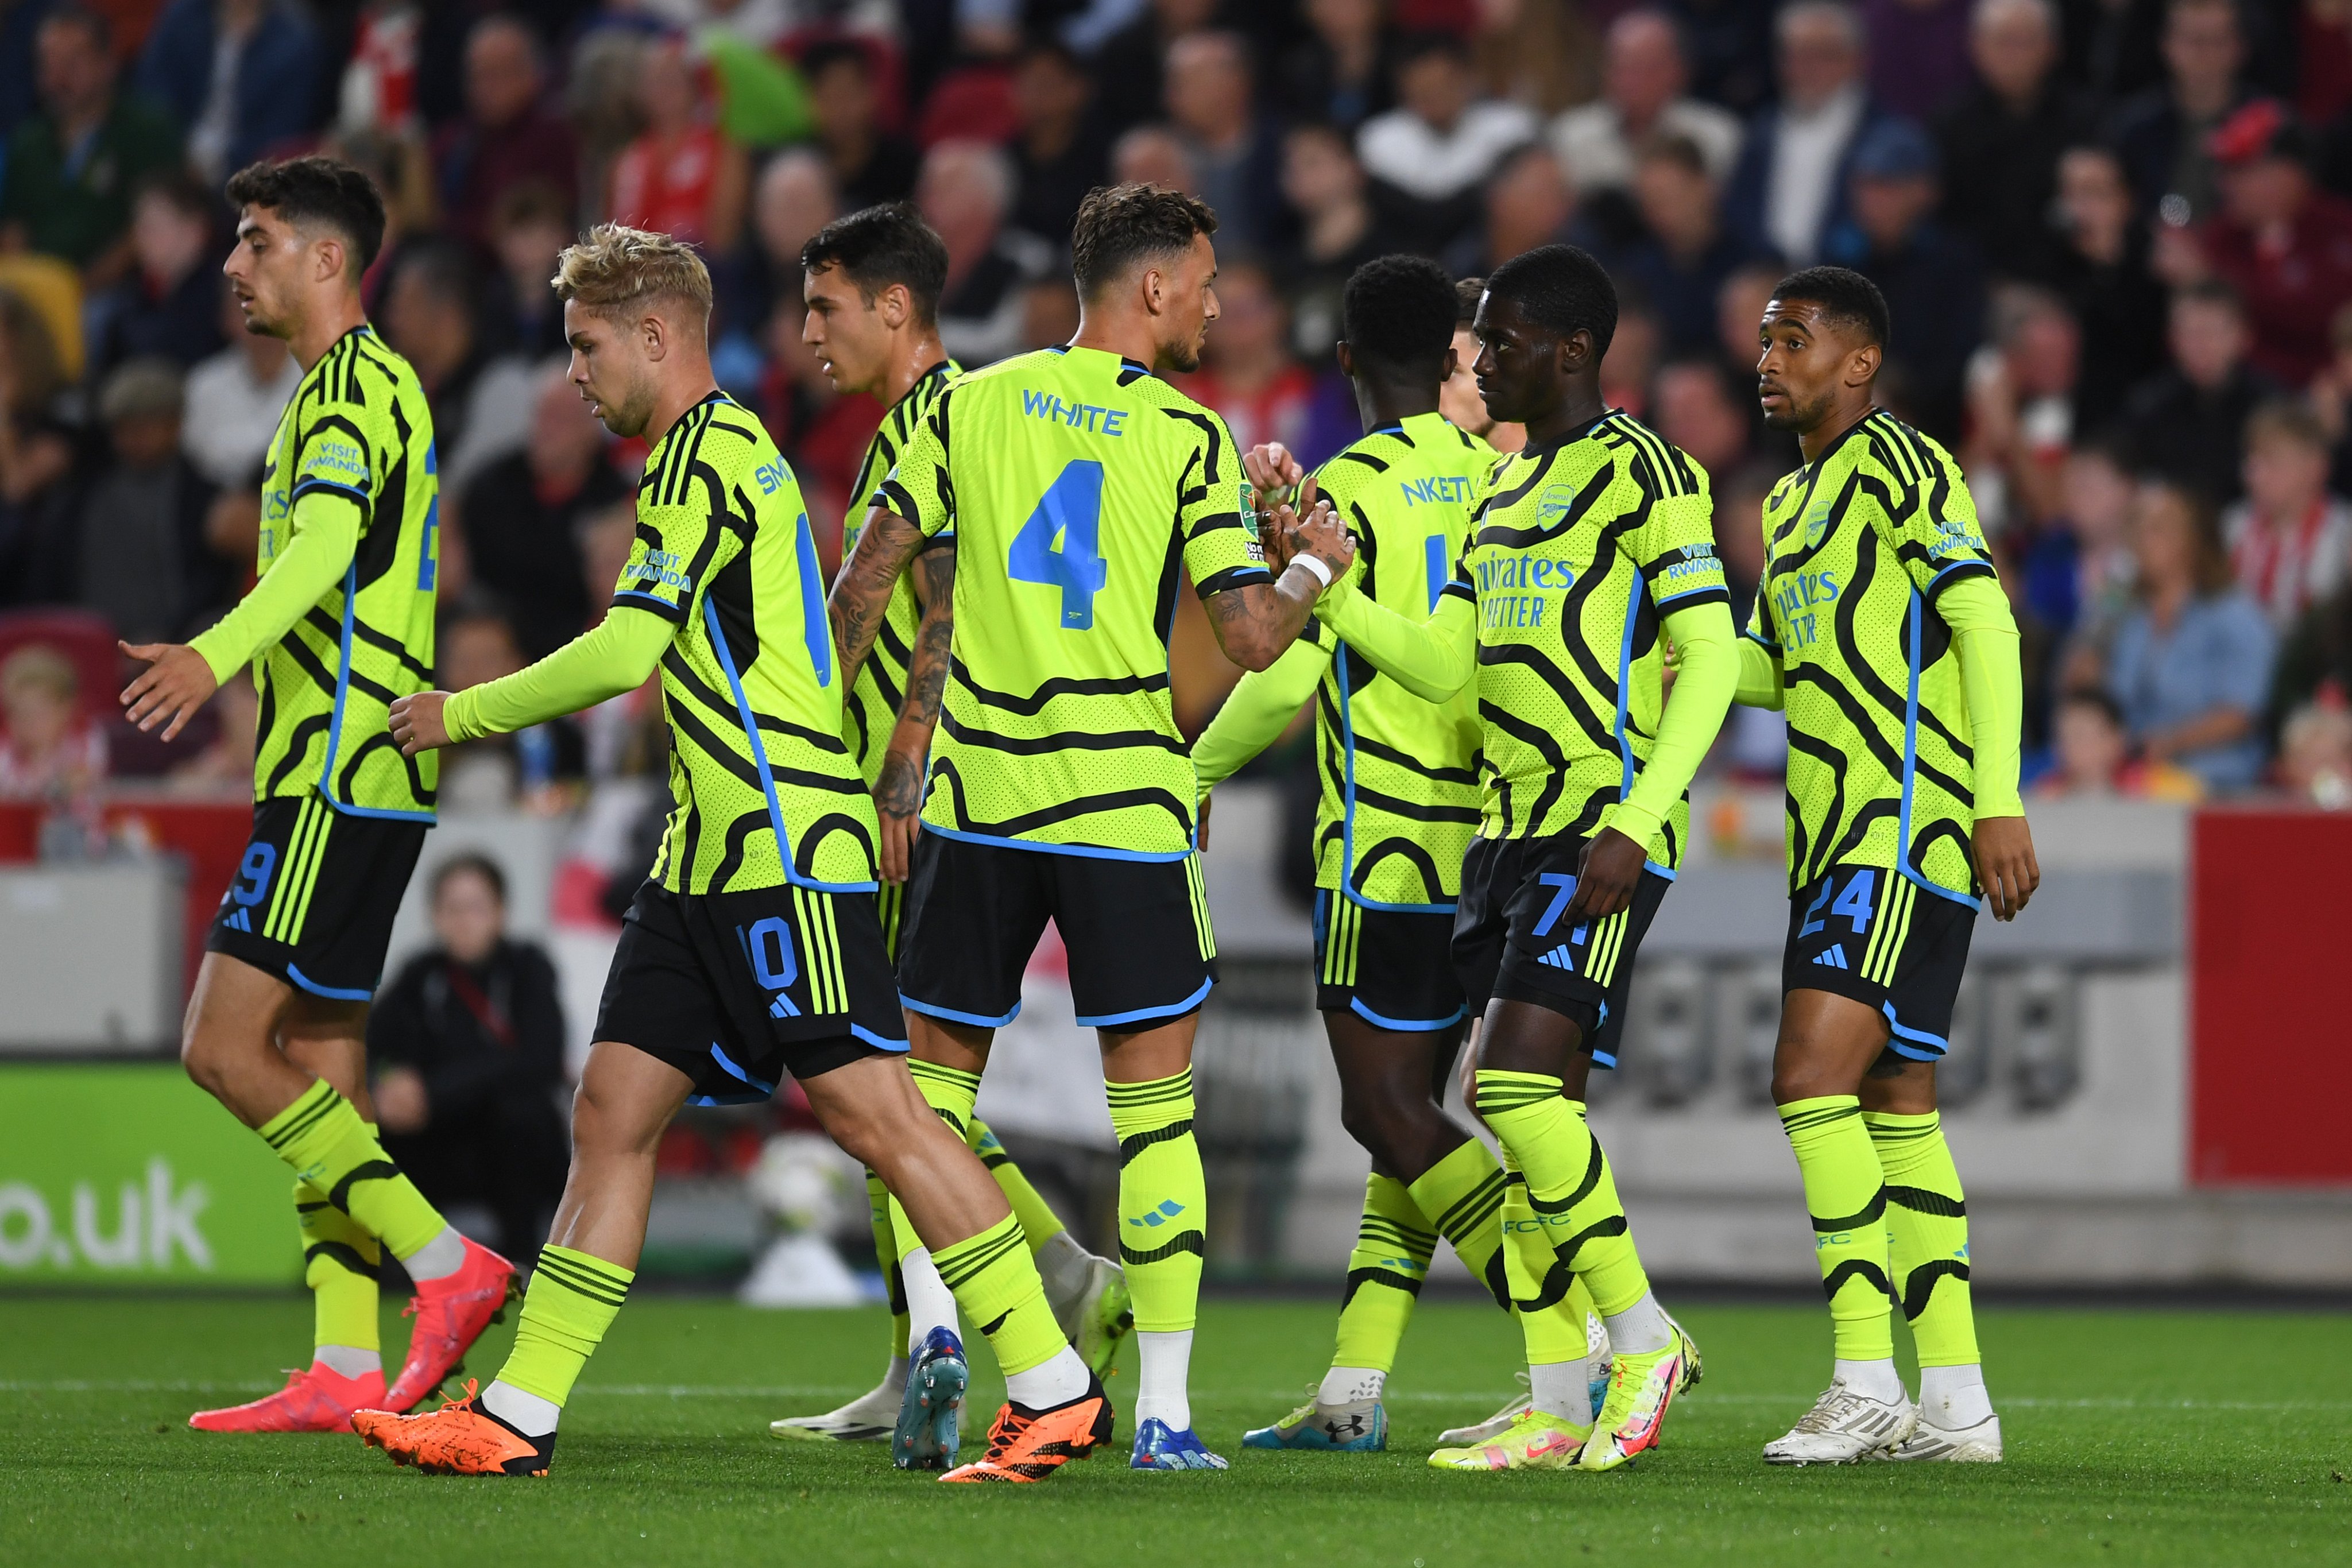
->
[[1797, 876, 1834, 938], [1532, 872, 1577, 937], [1831, 868, 1876, 934], [1008, 459, 1108, 629], [417, 443, 439, 592], [1424, 533, 1448, 612]]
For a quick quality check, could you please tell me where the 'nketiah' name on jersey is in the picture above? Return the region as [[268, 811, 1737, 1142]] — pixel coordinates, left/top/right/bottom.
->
[[880, 344, 1270, 860], [1450, 411, 1728, 861], [618, 393, 877, 895], [1746, 407, 1997, 901], [1307, 412, 1486, 907], [251, 325, 439, 818]]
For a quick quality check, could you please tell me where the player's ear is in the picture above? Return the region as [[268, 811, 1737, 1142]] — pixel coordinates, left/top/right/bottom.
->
[[1440, 342, 1459, 382], [1139, 264, 1166, 319], [640, 309, 668, 363], [1848, 341, 1882, 388], [879, 282, 910, 330], [1334, 340, 1355, 378]]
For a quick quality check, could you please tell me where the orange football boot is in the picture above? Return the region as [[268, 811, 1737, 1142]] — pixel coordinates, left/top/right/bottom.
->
[[189, 1362, 386, 1433], [352, 1381, 554, 1476], [938, 1376, 1115, 1483], [384, 1236, 518, 1411]]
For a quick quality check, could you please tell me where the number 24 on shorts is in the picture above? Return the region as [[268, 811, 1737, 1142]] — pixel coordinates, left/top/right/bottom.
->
[[1009, 459, 1108, 629]]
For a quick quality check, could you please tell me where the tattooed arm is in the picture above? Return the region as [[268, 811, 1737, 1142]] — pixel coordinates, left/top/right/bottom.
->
[[875, 541, 954, 883], [829, 502, 926, 698], [1203, 498, 1358, 672]]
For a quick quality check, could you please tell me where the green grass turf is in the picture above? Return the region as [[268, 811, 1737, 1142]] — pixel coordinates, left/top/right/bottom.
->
[[0, 1294, 2346, 1566]]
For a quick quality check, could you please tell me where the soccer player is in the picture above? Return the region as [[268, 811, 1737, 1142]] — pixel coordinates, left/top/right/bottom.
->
[[1188, 255, 1601, 1454], [1737, 267, 2034, 1465], [828, 182, 1357, 1473], [117, 156, 514, 1434], [353, 225, 1104, 1484], [1287, 245, 1736, 1472], [1440, 276, 1523, 454], [772, 202, 1133, 1445]]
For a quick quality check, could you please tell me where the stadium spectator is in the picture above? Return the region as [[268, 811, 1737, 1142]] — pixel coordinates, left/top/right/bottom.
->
[[2268, 574, 2352, 735], [1652, 357, 1755, 481], [2103, 0, 2250, 226], [369, 851, 570, 1267], [1112, 124, 1200, 195], [1441, 274, 1521, 451], [2105, 475, 2276, 792], [459, 367, 624, 663], [1861, 0, 1972, 120], [136, 0, 322, 184], [729, 146, 837, 365], [1714, 259, 1781, 374], [380, 239, 535, 498], [0, 290, 76, 609], [1934, 0, 2094, 285], [1357, 32, 1539, 256], [2121, 280, 2277, 502], [481, 181, 572, 361], [1018, 273, 1081, 354], [2034, 686, 2202, 799], [1548, 9, 1742, 195], [430, 15, 577, 247], [1451, 144, 1575, 283], [0, 641, 102, 798], [1279, 0, 1397, 134], [916, 139, 1049, 367], [74, 358, 227, 645], [1962, 284, 2081, 533], [1278, 122, 1390, 363], [1600, 300, 1662, 417], [2, 6, 180, 284], [1828, 117, 1983, 440], [2185, 100, 2352, 389], [435, 598, 586, 812], [1007, 39, 1105, 246], [1609, 132, 1761, 361], [1177, 260, 1313, 458], [2225, 399, 2352, 630], [2048, 143, 2170, 431], [1090, 0, 1221, 137], [608, 38, 749, 254], [1725, 0, 1897, 268], [802, 39, 917, 213], [2275, 696, 2352, 804], [88, 173, 226, 379], [1166, 32, 1284, 253], [180, 285, 297, 491]]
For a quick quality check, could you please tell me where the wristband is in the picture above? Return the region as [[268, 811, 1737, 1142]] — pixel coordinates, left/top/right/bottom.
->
[[1291, 553, 1334, 589]]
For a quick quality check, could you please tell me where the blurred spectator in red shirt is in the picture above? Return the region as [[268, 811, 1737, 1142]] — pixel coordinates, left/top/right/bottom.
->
[[2224, 398, 2352, 630], [432, 15, 578, 247], [0, 643, 104, 799], [609, 38, 749, 254], [2189, 99, 2352, 388]]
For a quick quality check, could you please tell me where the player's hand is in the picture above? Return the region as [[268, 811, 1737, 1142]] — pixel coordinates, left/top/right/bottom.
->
[[875, 746, 926, 883], [1565, 826, 1645, 922], [1243, 442, 1303, 508], [388, 691, 454, 755], [1972, 814, 2039, 922], [1282, 497, 1355, 587], [1195, 792, 1213, 854], [118, 641, 218, 741]]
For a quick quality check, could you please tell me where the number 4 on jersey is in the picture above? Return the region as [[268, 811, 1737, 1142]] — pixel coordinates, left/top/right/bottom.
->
[[1009, 458, 1107, 629]]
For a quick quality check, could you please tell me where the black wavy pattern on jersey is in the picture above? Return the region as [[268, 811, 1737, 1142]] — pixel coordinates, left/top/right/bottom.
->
[[1329, 447, 1390, 476], [1350, 838, 1449, 903], [670, 764, 701, 886], [1347, 776, 1481, 825], [796, 811, 879, 877], [868, 619, 914, 710], [1600, 414, 1699, 498], [1912, 820, 1980, 893], [309, 607, 433, 684], [336, 729, 431, 806], [1153, 505, 1185, 650], [947, 656, 1167, 713], [1478, 700, 1568, 835], [1158, 406, 1226, 483], [1830, 551, 1977, 798], [1478, 444, 1561, 516], [1900, 1260, 1971, 1322], [705, 548, 761, 673], [1350, 730, 1478, 786], [1479, 645, 1618, 755], [926, 757, 1193, 840], [1819, 799, 1899, 883], [709, 810, 764, 890], [1474, 462, 1614, 550], [262, 713, 329, 795], [275, 621, 344, 700], [664, 698, 770, 793], [660, 648, 756, 740], [357, 402, 412, 592], [938, 708, 1185, 756], [252, 675, 277, 767]]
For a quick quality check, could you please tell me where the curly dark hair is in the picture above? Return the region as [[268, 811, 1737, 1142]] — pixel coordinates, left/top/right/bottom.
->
[[224, 155, 388, 274], [1342, 254, 1458, 382], [1070, 183, 1218, 300], [1484, 243, 1619, 355]]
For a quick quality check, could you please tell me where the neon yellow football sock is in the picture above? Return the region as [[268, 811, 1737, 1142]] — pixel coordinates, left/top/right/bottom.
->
[[970, 1118, 1066, 1255], [496, 1244, 632, 1407], [1490, 1152, 1598, 1366], [1866, 1109, 1979, 1367], [1106, 1068, 1205, 1333], [931, 1213, 1066, 1377], [1407, 1137, 1508, 1310], [865, 1168, 908, 1361], [1781, 1095, 1896, 1363], [258, 1079, 446, 1260], [887, 1059, 984, 1267], [1474, 1070, 1649, 1315], [1329, 1174, 1435, 1374], [295, 1174, 378, 1354]]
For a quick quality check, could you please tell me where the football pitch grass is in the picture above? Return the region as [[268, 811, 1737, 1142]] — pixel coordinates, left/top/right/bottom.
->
[[1, 1294, 2345, 1566]]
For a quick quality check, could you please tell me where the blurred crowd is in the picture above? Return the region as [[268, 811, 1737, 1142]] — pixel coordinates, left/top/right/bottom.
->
[[3, 0, 2351, 838]]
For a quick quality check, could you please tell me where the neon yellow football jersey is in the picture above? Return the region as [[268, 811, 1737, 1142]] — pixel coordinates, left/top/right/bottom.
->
[[1305, 412, 1487, 907], [1746, 407, 1998, 901], [879, 344, 1271, 858], [617, 392, 877, 894], [247, 324, 440, 817], [841, 357, 959, 784]]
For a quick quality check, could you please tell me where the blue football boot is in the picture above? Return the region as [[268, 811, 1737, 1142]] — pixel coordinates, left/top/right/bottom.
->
[[1131, 1416, 1229, 1470], [1241, 1397, 1388, 1451], [892, 1325, 968, 1470]]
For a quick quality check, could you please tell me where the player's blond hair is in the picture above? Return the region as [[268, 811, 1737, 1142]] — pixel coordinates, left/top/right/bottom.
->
[[552, 223, 714, 328]]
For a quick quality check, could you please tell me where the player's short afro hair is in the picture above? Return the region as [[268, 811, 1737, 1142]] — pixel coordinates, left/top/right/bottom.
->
[[225, 155, 388, 274], [1771, 265, 1890, 350], [1342, 254, 1457, 380], [801, 202, 950, 327], [1070, 183, 1218, 299], [1482, 244, 1618, 355]]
